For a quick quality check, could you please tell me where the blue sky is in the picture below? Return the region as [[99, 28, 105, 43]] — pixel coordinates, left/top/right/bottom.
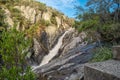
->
[[37, 0, 87, 18]]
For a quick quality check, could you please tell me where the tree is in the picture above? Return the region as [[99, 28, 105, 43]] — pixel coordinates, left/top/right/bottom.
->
[[86, 0, 120, 22], [74, 0, 120, 42], [0, 28, 35, 79]]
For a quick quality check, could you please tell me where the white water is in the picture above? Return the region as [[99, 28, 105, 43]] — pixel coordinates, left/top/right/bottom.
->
[[32, 28, 74, 70]]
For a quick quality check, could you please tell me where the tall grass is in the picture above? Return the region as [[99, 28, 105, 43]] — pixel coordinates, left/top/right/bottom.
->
[[91, 46, 113, 62]]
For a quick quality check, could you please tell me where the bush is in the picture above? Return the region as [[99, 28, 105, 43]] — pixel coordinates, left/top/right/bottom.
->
[[40, 19, 50, 26], [0, 28, 35, 79], [91, 46, 113, 62], [51, 17, 57, 25], [77, 19, 98, 32], [99, 23, 120, 41], [0, 66, 35, 80]]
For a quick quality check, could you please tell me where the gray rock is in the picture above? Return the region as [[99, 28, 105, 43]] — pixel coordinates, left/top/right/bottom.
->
[[33, 38, 47, 64], [33, 43, 97, 80], [112, 46, 120, 60], [84, 60, 120, 80]]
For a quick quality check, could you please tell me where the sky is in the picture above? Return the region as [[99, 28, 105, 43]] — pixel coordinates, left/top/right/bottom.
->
[[37, 0, 87, 18]]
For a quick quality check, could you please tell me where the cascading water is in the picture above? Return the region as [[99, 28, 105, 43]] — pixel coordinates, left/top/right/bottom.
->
[[32, 28, 74, 70]]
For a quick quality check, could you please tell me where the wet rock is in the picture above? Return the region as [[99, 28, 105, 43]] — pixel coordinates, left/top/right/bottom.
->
[[32, 38, 47, 64], [60, 31, 87, 56], [29, 27, 97, 80], [33, 43, 97, 80], [39, 31, 49, 51], [45, 25, 64, 49]]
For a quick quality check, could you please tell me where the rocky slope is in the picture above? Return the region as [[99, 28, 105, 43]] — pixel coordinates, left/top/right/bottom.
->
[[0, 0, 98, 80]]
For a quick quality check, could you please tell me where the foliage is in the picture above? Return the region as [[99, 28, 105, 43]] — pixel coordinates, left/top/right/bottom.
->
[[75, 0, 120, 43], [0, 0, 20, 6], [0, 66, 35, 80], [91, 46, 113, 62], [40, 19, 51, 26], [18, 0, 47, 12], [77, 19, 98, 32], [0, 28, 35, 79], [8, 6, 31, 30], [52, 10, 60, 17], [73, 20, 81, 29], [51, 17, 57, 25], [26, 23, 39, 37], [11, 8, 24, 21], [97, 23, 120, 41], [37, 2, 47, 12], [25, 23, 45, 38]]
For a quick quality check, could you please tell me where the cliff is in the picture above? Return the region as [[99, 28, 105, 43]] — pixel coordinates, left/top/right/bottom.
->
[[0, 0, 74, 56], [0, 0, 97, 80], [0, 0, 74, 36]]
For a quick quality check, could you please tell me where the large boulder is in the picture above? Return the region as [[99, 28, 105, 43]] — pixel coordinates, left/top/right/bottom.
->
[[84, 60, 120, 80]]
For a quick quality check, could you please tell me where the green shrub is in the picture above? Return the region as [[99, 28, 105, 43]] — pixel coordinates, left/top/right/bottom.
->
[[77, 19, 98, 32], [51, 17, 57, 25], [0, 66, 35, 80], [0, 28, 35, 79], [40, 19, 50, 26], [91, 47, 113, 62], [38, 2, 46, 12], [26, 23, 40, 37], [100, 23, 120, 41], [9, 7, 24, 22]]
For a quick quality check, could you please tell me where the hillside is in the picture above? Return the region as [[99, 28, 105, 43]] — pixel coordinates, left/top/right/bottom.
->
[[0, 0, 74, 35], [0, 0, 76, 79], [0, 0, 118, 80]]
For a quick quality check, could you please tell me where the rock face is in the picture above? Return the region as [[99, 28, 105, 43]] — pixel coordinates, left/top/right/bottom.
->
[[84, 60, 120, 80], [15, 6, 37, 23], [33, 38, 48, 64], [45, 25, 63, 49], [33, 43, 97, 80], [32, 32, 97, 80], [4, 9, 14, 27], [60, 31, 87, 56], [14, 5, 73, 28], [42, 11, 52, 22], [55, 16, 62, 28]]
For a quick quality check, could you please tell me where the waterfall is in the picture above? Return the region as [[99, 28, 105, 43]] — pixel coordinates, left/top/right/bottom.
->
[[32, 28, 74, 70]]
